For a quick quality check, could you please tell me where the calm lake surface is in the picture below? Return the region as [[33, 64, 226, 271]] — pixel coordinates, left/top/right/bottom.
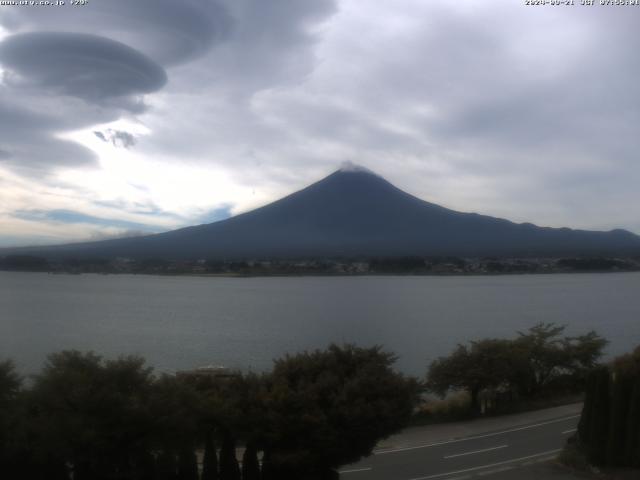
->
[[1, 271, 639, 376]]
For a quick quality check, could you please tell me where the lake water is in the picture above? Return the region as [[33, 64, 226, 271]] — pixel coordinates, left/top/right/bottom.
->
[[1, 271, 639, 377]]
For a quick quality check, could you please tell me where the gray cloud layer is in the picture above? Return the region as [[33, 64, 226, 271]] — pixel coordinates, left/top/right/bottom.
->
[[0, 31, 167, 173], [0, 32, 167, 100], [0, 0, 638, 244], [0, 0, 233, 65]]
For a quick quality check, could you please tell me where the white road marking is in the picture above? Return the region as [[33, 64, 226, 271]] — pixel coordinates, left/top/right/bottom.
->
[[375, 415, 579, 455], [339, 467, 372, 474], [477, 466, 514, 476], [528, 456, 556, 465], [407, 448, 562, 480], [561, 428, 577, 434], [444, 444, 508, 459]]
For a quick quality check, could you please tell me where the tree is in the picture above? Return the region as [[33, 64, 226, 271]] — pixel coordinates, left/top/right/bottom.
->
[[0, 360, 25, 478], [219, 431, 241, 480], [513, 323, 606, 396], [201, 431, 219, 480], [586, 367, 610, 466], [606, 370, 634, 466], [613, 346, 640, 467], [263, 344, 419, 478], [260, 449, 275, 480], [625, 377, 640, 467], [562, 331, 608, 385], [427, 324, 607, 415], [513, 323, 569, 396], [177, 447, 198, 480], [427, 339, 519, 414], [0, 359, 21, 403], [28, 351, 156, 480], [612, 345, 640, 376], [241, 442, 260, 480], [574, 346, 640, 468], [156, 450, 178, 480]]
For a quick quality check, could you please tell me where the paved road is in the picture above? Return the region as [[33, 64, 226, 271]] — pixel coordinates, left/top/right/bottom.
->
[[340, 404, 582, 480]]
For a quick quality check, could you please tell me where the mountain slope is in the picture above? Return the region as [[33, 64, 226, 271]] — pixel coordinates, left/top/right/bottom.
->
[[5, 167, 640, 259]]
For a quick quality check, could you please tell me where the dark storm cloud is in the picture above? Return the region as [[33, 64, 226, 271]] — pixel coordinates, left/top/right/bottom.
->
[[139, 0, 340, 161], [0, 31, 167, 172], [0, 0, 233, 65], [0, 0, 340, 247], [97, 0, 233, 64], [4, 0, 637, 243], [0, 32, 167, 101], [0, 0, 336, 178]]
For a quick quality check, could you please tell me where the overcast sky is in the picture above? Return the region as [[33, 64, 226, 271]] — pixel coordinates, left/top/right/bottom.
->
[[0, 0, 638, 247]]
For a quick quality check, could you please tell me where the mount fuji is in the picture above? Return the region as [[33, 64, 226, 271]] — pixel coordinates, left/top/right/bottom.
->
[[5, 166, 640, 259]]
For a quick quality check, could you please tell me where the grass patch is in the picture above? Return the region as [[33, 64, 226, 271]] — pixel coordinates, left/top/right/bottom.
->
[[411, 391, 473, 425], [410, 391, 584, 426]]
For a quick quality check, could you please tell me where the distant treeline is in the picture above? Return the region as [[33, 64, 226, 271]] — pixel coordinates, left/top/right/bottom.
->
[[2, 254, 639, 275]]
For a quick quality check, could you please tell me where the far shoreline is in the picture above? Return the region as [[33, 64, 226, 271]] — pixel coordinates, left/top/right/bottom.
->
[[2, 268, 640, 279]]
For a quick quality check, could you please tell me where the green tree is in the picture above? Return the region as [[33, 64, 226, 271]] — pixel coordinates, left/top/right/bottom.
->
[[613, 346, 640, 467], [241, 441, 260, 480], [575, 347, 640, 468], [260, 449, 275, 480], [0, 359, 21, 402], [263, 344, 419, 478], [28, 351, 156, 480], [149, 374, 203, 455], [606, 371, 634, 466], [177, 447, 198, 480], [156, 450, 178, 480], [513, 323, 569, 396], [427, 339, 519, 414], [625, 377, 640, 467], [219, 431, 241, 480], [612, 345, 640, 375], [561, 330, 608, 387], [586, 367, 611, 466], [513, 323, 606, 396], [0, 360, 27, 478], [201, 431, 219, 480]]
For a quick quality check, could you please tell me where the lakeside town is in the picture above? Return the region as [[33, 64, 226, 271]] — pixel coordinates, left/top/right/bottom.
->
[[2, 254, 639, 276]]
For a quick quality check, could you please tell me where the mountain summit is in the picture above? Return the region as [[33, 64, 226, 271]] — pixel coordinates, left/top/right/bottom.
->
[[7, 167, 640, 259]]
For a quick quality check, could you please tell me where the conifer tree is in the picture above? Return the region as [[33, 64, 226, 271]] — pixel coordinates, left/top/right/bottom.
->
[[587, 367, 611, 465], [606, 372, 633, 466], [624, 376, 640, 467], [219, 432, 241, 480], [156, 450, 178, 480], [177, 447, 199, 480], [577, 368, 596, 446], [260, 449, 274, 480], [241, 442, 260, 480], [202, 432, 219, 480]]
